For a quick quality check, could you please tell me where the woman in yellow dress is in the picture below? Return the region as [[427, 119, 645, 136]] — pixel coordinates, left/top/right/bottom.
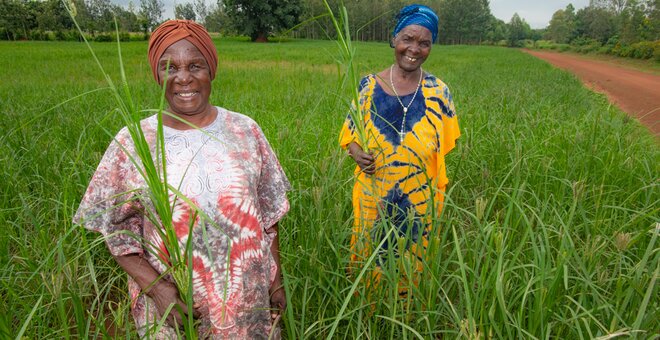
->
[[339, 4, 460, 289]]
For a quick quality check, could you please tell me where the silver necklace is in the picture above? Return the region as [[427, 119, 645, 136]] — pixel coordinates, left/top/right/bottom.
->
[[390, 65, 423, 143]]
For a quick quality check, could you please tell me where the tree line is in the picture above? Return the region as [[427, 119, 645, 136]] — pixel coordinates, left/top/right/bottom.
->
[[542, 0, 659, 59], [1, 0, 658, 52]]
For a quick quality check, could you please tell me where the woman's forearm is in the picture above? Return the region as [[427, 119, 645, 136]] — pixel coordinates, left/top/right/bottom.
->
[[266, 223, 283, 290], [113, 253, 162, 295]]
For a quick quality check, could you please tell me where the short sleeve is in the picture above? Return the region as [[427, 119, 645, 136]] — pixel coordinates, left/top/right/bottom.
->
[[439, 85, 460, 156], [339, 75, 375, 149], [432, 81, 460, 189], [73, 131, 144, 257], [252, 124, 291, 230]]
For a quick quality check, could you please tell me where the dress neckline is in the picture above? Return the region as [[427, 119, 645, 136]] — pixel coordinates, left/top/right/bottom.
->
[[155, 107, 222, 134]]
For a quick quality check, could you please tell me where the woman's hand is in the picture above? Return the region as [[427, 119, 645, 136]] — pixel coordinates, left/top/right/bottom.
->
[[266, 222, 287, 322], [269, 279, 287, 321], [147, 279, 201, 328], [348, 142, 376, 175], [113, 254, 200, 329]]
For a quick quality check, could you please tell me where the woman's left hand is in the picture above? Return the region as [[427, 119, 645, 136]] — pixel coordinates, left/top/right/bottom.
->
[[269, 279, 286, 320]]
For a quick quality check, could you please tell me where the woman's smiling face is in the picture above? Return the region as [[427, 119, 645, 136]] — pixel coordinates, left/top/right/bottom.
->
[[158, 39, 213, 118], [392, 25, 432, 72]]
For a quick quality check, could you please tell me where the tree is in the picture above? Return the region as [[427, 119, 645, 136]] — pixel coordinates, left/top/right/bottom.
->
[[619, 1, 651, 43], [438, 0, 492, 44], [194, 0, 208, 24], [139, 0, 163, 32], [224, 0, 302, 42], [175, 2, 196, 20], [485, 15, 508, 43], [575, 6, 616, 43], [507, 13, 530, 46], [204, 2, 227, 33], [591, 0, 632, 14], [114, 4, 140, 32], [36, 0, 74, 32], [546, 6, 577, 43], [0, 0, 38, 40], [648, 0, 660, 39]]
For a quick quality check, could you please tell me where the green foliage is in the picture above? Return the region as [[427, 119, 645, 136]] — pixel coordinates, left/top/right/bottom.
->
[[1, 38, 658, 338], [572, 37, 603, 53], [174, 2, 196, 21], [629, 40, 656, 58], [138, 0, 163, 32], [545, 5, 577, 43], [575, 6, 616, 44], [507, 13, 530, 47], [93, 33, 112, 42], [438, 0, 492, 44], [224, 0, 302, 42]]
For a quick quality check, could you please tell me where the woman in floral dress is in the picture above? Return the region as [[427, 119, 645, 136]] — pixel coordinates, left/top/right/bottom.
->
[[75, 20, 289, 339]]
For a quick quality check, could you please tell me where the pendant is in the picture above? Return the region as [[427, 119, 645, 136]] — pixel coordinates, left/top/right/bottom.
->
[[399, 131, 404, 142], [403, 107, 408, 113]]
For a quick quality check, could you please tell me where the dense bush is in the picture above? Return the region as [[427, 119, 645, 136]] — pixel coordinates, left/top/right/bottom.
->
[[1, 29, 142, 42], [54, 30, 82, 41], [531, 36, 659, 62], [93, 34, 113, 42], [628, 41, 655, 59], [28, 30, 50, 41], [535, 40, 555, 49], [112, 32, 131, 42], [572, 37, 602, 53]]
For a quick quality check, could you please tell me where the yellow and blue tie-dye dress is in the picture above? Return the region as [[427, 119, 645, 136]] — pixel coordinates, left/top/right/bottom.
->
[[339, 73, 460, 269]]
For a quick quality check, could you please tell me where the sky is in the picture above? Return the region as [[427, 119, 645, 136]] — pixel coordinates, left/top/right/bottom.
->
[[115, 0, 591, 30], [490, 0, 590, 28]]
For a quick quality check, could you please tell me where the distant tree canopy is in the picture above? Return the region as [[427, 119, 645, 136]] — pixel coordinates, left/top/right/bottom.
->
[[508, 13, 531, 47], [223, 0, 302, 42], [175, 2, 196, 21], [139, 0, 163, 32], [547, 0, 660, 45], [438, 0, 491, 44], [1, 0, 658, 51]]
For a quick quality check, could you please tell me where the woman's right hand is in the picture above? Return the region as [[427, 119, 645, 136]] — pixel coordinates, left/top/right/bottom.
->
[[348, 142, 376, 175], [113, 254, 201, 328], [147, 279, 200, 328]]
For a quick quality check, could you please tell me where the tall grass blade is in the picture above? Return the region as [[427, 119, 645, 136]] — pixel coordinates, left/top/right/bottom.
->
[[14, 295, 42, 340]]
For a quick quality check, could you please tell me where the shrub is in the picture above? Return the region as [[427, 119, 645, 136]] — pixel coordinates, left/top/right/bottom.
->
[[94, 34, 113, 42], [129, 33, 144, 42], [571, 37, 601, 54], [535, 40, 554, 50], [618, 45, 635, 58], [28, 30, 48, 41], [55, 30, 83, 41], [654, 41, 660, 62], [112, 32, 131, 42], [629, 41, 654, 59]]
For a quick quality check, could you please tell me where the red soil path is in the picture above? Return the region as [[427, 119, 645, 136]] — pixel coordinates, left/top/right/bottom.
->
[[524, 50, 660, 136]]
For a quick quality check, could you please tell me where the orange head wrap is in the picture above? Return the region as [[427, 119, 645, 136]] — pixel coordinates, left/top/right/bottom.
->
[[148, 20, 218, 82]]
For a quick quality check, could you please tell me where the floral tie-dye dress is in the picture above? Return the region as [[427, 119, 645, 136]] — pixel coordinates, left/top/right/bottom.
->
[[339, 73, 460, 277], [74, 107, 290, 339]]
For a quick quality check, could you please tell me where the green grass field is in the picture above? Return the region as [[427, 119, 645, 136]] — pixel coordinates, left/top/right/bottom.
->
[[1, 38, 658, 339]]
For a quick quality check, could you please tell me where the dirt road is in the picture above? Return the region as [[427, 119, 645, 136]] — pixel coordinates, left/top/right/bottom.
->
[[524, 50, 659, 136]]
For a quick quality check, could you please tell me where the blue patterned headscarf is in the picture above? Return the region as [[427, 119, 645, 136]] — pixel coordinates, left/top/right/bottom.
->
[[392, 4, 439, 43]]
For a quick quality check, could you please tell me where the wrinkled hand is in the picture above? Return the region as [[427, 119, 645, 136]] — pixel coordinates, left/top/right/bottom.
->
[[269, 281, 286, 321], [348, 142, 375, 175], [147, 280, 201, 328]]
